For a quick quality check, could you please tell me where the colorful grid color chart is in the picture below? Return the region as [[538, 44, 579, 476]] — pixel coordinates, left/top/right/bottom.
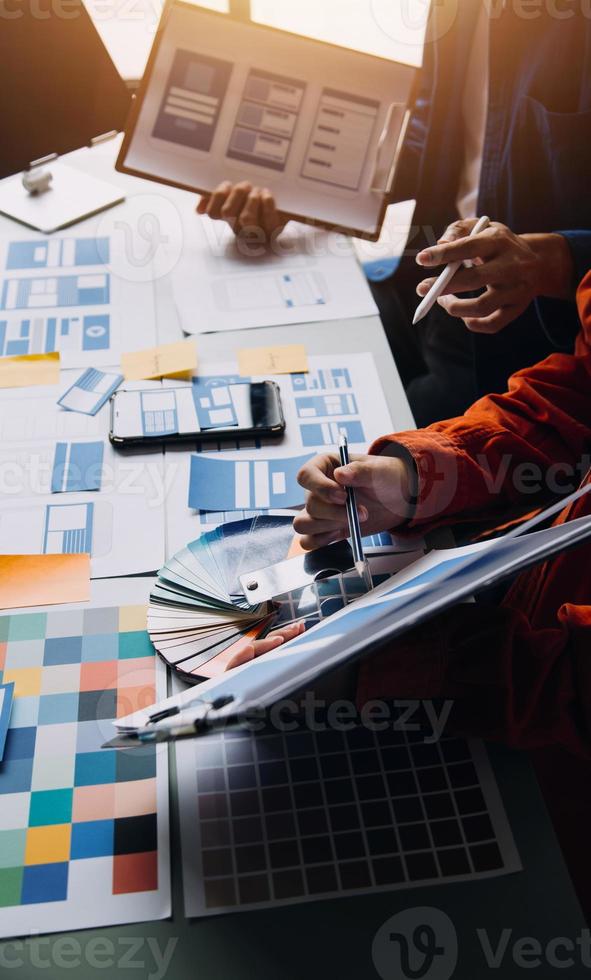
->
[[0, 604, 170, 937], [177, 710, 520, 917]]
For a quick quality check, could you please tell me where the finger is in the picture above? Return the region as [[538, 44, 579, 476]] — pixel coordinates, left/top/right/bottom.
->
[[205, 181, 234, 220], [220, 182, 255, 224], [437, 287, 503, 319], [419, 260, 509, 299], [261, 189, 285, 237], [196, 194, 210, 214], [416, 277, 437, 297], [292, 512, 349, 538], [464, 308, 520, 334], [438, 218, 478, 243], [298, 529, 349, 552], [265, 622, 306, 645], [297, 455, 346, 504], [417, 231, 498, 268], [333, 459, 377, 490], [250, 624, 305, 659], [238, 188, 263, 230], [305, 495, 368, 523]]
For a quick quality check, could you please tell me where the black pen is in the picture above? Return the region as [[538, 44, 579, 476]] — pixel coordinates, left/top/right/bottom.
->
[[338, 430, 372, 587]]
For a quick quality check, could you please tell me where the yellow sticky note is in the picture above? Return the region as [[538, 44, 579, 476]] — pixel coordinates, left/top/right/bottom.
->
[[238, 344, 309, 377], [121, 341, 198, 381], [0, 554, 91, 610], [0, 352, 60, 388]]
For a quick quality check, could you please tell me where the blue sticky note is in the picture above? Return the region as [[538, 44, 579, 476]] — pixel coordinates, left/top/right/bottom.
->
[[0, 683, 15, 762], [58, 368, 122, 416], [188, 453, 313, 511], [51, 441, 104, 493]]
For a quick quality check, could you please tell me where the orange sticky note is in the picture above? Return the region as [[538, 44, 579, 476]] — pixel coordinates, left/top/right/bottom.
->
[[0, 352, 60, 388], [0, 554, 91, 609], [238, 344, 308, 376], [121, 341, 198, 381]]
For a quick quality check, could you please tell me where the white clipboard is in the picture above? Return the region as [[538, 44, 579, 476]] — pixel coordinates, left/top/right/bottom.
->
[[0, 148, 124, 234], [117, 2, 417, 240]]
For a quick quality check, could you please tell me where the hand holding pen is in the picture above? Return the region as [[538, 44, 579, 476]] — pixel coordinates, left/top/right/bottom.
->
[[413, 216, 572, 335], [294, 452, 415, 553]]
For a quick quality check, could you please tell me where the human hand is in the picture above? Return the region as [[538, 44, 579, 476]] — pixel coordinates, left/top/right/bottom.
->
[[293, 453, 415, 551], [196, 181, 287, 243], [416, 219, 574, 334], [228, 621, 306, 670]]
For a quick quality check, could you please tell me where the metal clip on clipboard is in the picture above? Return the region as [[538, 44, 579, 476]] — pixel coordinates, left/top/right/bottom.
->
[[239, 540, 358, 605], [369, 102, 411, 199]]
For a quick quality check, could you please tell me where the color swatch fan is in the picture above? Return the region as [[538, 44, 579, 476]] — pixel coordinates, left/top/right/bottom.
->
[[147, 516, 400, 683], [148, 517, 296, 682]]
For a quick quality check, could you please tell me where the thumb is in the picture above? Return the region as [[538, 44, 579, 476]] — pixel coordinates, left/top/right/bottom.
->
[[334, 459, 376, 489]]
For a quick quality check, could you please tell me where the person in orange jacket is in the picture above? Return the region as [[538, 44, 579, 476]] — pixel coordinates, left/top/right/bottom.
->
[[294, 270, 591, 917]]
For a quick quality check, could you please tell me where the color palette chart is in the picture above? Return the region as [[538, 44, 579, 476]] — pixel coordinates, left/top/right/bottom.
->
[[0, 604, 170, 937], [177, 710, 520, 917]]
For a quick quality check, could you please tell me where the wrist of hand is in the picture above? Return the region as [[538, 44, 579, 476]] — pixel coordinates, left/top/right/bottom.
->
[[379, 444, 419, 524], [522, 233, 575, 301]]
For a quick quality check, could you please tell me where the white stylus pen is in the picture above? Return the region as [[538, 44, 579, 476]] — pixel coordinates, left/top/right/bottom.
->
[[413, 215, 491, 325]]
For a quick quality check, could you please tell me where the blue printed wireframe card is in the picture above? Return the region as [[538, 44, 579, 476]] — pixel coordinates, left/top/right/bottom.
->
[[188, 453, 314, 511], [58, 368, 123, 415], [51, 441, 104, 492], [0, 682, 15, 762]]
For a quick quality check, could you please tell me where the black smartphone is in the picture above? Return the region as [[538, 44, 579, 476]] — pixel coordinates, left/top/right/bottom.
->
[[109, 380, 285, 447]]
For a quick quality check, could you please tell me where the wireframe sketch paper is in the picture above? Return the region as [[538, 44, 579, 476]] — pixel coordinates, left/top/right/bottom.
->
[[162, 352, 400, 558], [0, 380, 166, 578], [0, 234, 157, 369], [172, 220, 378, 334]]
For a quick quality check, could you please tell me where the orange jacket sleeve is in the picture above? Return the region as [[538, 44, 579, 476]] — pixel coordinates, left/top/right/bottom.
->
[[370, 272, 591, 530], [359, 273, 591, 755]]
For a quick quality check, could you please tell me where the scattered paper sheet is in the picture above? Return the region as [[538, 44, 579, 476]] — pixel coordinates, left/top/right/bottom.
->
[[172, 222, 378, 334], [0, 682, 14, 761], [0, 583, 170, 937], [0, 234, 158, 369], [0, 380, 167, 578], [122, 340, 198, 381], [0, 553, 90, 609], [0, 352, 60, 388], [238, 344, 308, 377]]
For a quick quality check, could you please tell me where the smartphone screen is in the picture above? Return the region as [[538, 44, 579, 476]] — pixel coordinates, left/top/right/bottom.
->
[[110, 381, 285, 446]]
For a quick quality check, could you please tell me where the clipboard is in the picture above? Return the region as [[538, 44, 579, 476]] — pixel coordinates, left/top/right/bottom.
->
[[0, 137, 125, 234], [117, 1, 417, 240]]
